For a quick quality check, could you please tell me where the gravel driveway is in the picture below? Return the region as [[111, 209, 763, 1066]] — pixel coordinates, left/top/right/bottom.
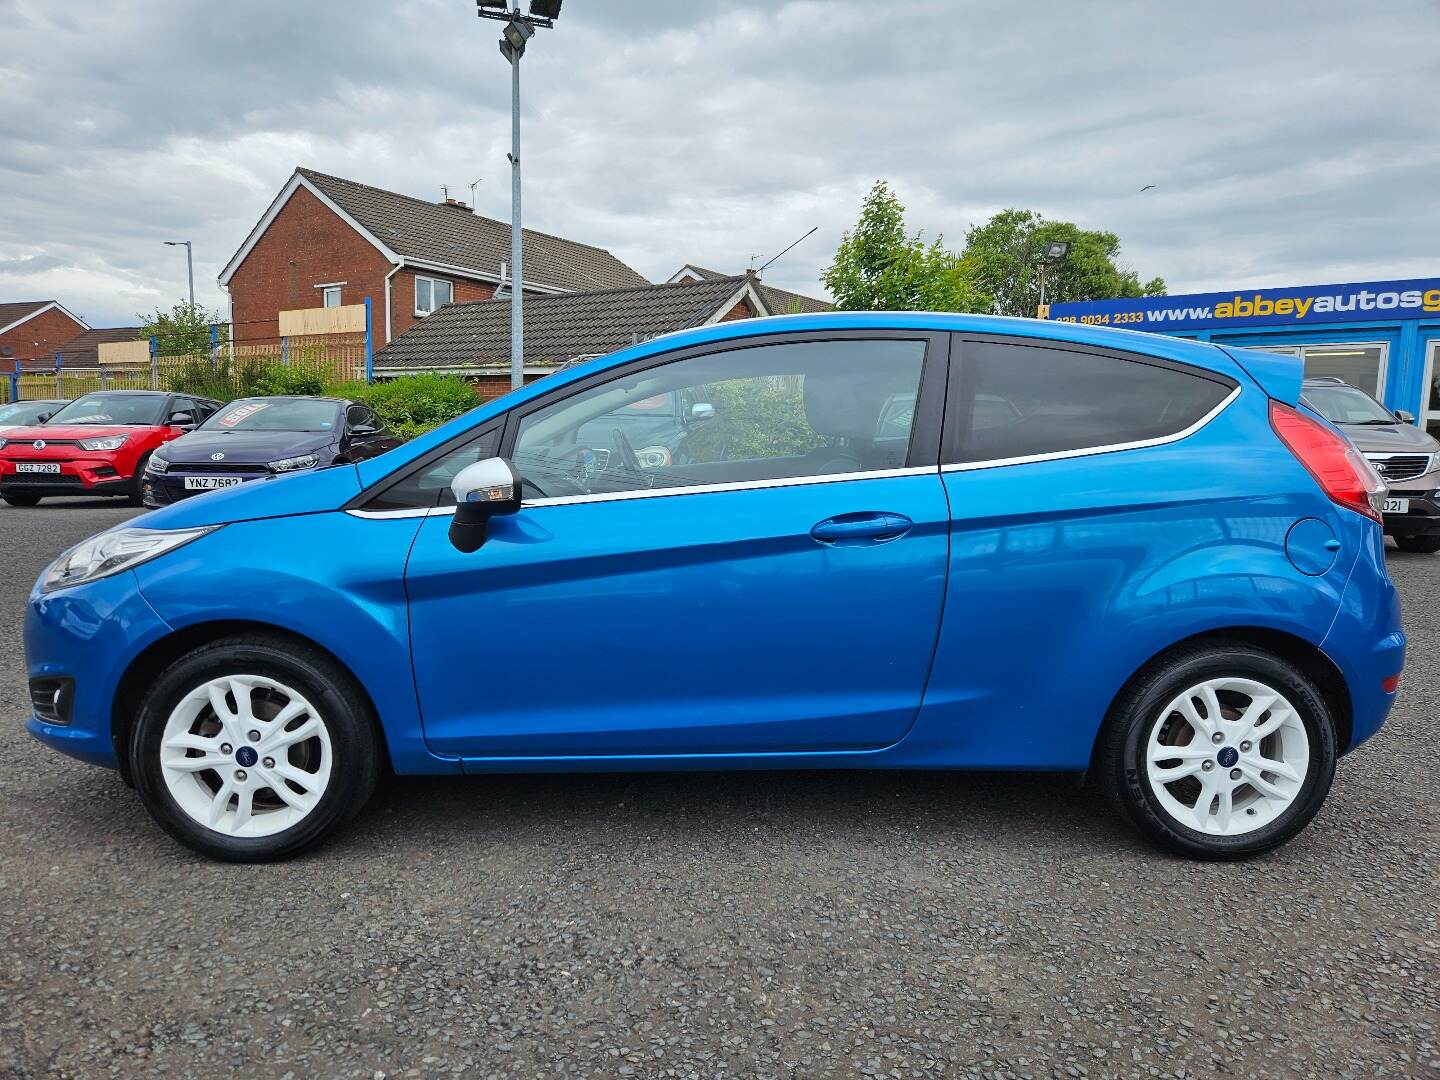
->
[[2, 499, 1436, 1078]]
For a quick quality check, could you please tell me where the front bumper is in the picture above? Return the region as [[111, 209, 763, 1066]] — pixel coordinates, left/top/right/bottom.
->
[[24, 569, 175, 769], [0, 455, 130, 496], [142, 469, 269, 507], [1380, 491, 1440, 536]]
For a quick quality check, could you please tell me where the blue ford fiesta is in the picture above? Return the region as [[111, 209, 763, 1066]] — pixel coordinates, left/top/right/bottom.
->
[[141, 396, 399, 507], [25, 314, 1403, 862]]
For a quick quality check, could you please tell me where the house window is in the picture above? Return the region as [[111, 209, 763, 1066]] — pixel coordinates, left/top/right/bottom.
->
[[415, 276, 454, 316], [322, 286, 342, 308]]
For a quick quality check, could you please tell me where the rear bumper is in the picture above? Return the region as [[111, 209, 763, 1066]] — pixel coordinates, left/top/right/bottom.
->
[[1320, 525, 1404, 752]]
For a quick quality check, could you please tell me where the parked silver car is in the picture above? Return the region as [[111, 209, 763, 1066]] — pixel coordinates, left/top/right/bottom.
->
[[1301, 376, 1440, 552]]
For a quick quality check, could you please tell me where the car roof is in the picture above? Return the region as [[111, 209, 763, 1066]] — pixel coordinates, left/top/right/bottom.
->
[[224, 395, 350, 405]]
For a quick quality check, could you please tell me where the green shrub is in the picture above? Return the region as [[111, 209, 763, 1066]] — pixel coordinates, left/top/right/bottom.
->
[[337, 374, 481, 439], [252, 363, 329, 396]]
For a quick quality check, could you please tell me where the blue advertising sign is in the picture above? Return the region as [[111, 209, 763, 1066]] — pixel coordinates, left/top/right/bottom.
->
[[1046, 277, 1440, 332]]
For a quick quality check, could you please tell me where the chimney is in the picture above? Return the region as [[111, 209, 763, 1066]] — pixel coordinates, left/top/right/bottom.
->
[[439, 198, 472, 212]]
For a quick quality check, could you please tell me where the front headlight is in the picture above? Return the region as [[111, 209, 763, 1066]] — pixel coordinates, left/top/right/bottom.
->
[[146, 456, 169, 474], [78, 435, 129, 451], [42, 526, 218, 594], [268, 454, 318, 473]]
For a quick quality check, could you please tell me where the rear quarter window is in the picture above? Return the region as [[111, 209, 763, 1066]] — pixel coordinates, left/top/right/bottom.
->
[[954, 341, 1235, 464]]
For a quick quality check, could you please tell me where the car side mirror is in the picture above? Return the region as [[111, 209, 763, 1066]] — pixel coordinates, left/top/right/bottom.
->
[[170, 411, 195, 428], [448, 457, 523, 552], [1396, 409, 1415, 424], [36, 412, 52, 423], [690, 403, 715, 421], [352, 423, 378, 435]]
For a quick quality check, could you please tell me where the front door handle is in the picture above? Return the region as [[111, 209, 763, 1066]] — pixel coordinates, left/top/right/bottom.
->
[[811, 512, 911, 544]]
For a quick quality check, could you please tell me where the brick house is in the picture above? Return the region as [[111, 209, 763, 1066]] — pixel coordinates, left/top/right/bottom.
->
[[218, 167, 650, 346], [372, 274, 770, 397], [668, 263, 833, 315], [0, 301, 88, 373]]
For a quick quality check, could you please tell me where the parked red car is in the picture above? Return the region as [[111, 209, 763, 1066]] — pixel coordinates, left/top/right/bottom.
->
[[0, 391, 222, 506]]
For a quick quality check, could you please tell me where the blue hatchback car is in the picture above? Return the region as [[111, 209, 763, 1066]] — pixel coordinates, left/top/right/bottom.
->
[[24, 314, 1404, 862]]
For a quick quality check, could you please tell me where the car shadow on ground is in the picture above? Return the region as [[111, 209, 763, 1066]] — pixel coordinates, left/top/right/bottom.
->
[[36, 764, 1138, 863], [349, 767, 1133, 859]]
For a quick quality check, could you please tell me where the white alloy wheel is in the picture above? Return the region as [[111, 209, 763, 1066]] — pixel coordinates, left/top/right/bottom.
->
[[159, 674, 333, 838], [1145, 677, 1310, 837]]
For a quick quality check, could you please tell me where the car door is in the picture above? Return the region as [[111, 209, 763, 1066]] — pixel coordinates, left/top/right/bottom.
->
[[923, 333, 1251, 768], [399, 331, 952, 760]]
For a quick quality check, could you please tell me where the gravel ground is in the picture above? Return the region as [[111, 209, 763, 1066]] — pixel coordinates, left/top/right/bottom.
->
[[1, 499, 1436, 1079]]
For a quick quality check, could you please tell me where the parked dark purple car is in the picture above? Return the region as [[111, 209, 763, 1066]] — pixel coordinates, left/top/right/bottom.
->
[[141, 396, 399, 507]]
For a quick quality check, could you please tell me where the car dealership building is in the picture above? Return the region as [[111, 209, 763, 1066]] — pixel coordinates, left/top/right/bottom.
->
[[1045, 277, 1440, 438]]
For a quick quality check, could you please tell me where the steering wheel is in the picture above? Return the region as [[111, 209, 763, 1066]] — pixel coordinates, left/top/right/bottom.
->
[[611, 428, 642, 473]]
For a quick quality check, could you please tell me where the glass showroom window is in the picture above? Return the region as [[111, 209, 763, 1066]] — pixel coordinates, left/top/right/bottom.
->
[[1249, 342, 1386, 400], [415, 276, 454, 316], [1424, 341, 1440, 438]]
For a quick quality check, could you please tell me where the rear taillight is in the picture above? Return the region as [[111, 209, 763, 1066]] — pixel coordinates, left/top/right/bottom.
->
[[1270, 400, 1386, 523]]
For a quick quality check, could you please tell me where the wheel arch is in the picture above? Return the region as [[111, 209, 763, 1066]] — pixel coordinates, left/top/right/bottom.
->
[[1094, 626, 1353, 766], [110, 619, 392, 784]]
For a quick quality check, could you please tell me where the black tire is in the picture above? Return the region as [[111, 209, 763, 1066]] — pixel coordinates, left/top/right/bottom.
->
[[2, 491, 41, 507], [127, 454, 151, 506], [129, 635, 381, 862], [1394, 533, 1440, 554], [1095, 642, 1337, 859]]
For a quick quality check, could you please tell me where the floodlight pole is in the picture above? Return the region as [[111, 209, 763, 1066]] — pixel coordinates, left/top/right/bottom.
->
[[165, 240, 195, 307], [508, 33, 523, 390]]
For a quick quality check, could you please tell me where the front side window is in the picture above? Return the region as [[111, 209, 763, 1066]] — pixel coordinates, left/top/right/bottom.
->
[[415, 276, 454, 316], [47, 394, 167, 426], [954, 341, 1233, 464], [510, 338, 926, 500]]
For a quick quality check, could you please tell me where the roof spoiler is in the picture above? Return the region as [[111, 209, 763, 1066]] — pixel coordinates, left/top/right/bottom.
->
[[1219, 345, 1302, 405]]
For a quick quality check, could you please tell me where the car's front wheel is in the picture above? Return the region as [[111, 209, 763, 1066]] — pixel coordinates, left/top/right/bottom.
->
[[130, 635, 381, 861], [1096, 643, 1337, 859]]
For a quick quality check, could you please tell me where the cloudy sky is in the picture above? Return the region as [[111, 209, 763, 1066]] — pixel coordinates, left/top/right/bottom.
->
[[2, 0, 1437, 328]]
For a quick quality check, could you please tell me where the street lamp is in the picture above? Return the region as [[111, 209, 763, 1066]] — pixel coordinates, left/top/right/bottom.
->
[[1034, 239, 1070, 317], [476, 0, 562, 389], [163, 240, 195, 307]]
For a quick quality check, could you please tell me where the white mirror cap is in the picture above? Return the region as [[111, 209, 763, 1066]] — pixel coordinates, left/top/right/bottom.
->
[[452, 457, 517, 505], [691, 403, 715, 419]]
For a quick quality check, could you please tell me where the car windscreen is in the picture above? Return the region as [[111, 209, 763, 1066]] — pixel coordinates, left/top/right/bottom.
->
[[46, 394, 166, 426], [201, 399, 341, 432], [1302, 385, 1395, 425], [0, 402, 53, 425]]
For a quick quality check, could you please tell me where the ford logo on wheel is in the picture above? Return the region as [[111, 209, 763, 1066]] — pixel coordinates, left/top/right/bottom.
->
[[32, 440, 45, 450], [211, 452, 225, 461]]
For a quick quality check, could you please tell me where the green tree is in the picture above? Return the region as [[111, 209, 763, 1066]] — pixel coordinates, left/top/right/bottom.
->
[[961, 209, 1165, 317], [822, 181, 987, 312], [137, 301, 228, 356]]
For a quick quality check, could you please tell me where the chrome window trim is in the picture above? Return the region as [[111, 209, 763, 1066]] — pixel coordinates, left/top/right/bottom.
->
[[941, 384, 1241, 474], [344, 465, 937, 519]]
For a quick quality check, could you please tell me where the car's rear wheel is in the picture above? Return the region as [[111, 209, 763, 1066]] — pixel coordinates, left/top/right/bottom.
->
[[2, 491, 41, 506], [1394, 533, 1440, 554], [130, 635, 380, 861], [1096, 643, 1337, 859]]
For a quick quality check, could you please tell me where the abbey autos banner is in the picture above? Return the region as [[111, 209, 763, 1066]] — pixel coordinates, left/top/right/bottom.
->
[[1046, 278, 1440, 332]]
